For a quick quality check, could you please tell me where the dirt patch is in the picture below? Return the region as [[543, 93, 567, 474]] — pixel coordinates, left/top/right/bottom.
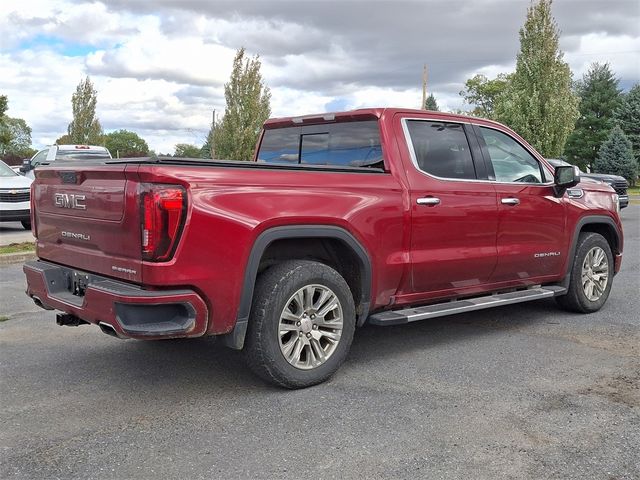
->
[[580, 364, 640, 408]]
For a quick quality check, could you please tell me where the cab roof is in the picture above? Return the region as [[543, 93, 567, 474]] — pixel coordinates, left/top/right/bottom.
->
[[263, 107, 491, 129]]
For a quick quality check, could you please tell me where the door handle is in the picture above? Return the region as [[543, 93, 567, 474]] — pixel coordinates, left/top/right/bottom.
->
[[417, 197, 441, 206], [501, 197, 520, 206]]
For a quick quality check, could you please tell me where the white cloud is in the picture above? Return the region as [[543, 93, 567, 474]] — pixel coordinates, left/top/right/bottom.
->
[[565, 33, 640, 84]]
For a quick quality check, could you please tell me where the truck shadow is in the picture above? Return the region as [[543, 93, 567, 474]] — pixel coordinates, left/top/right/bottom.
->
[[64, 298, 569, 392]]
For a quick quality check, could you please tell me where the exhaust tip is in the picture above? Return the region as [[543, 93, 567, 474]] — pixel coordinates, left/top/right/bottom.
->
[[99, 322, 119, 338]]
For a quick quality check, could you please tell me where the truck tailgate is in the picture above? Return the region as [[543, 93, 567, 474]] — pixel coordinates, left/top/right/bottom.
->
[[33, 164, 143, 283]]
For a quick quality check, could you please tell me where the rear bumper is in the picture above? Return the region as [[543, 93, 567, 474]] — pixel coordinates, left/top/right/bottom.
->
[[24, 260, 209, 339]]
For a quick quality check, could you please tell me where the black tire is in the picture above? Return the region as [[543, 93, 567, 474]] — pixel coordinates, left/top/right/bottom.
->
[[244, 260, 356, 389], [21, 220, 31, 230], [555, 232, 614, 313]]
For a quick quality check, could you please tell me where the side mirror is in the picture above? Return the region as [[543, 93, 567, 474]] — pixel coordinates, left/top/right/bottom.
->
[[553, 165, 580, 196], [19, 159, 31, 173]]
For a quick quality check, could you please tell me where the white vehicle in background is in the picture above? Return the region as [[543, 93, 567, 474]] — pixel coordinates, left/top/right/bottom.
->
[[0, 159, 33, 230], [21, 145, 112, 179]]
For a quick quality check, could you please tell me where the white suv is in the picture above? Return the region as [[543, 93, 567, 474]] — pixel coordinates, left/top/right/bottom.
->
[[22, 145, 112, 179]]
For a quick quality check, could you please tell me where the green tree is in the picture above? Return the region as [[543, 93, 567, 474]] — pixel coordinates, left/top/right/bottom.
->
[[200, 129, 214, 159], [424, 93, 440, 111], [615, 83, 640, 170], [460, 73, 511, 119], [67, 76, 103, 145], [104, 129, 149, 158], [55, 134, 73, 145], [1, 118, 33, 157], [0, 95, 11, 147], [0, 96, 34, 158], [593, 125, 638, 184], [174, 143, 202, 158], [494, 0, 579, 157], [213, 48, 271, 161], [563, 63, 622, 170]]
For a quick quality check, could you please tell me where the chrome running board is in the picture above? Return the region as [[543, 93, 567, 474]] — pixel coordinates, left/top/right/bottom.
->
[[368, 286, 566, 326]]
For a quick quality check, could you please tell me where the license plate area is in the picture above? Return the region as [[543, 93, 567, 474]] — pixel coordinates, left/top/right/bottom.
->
[[67, 270, 90, 297]]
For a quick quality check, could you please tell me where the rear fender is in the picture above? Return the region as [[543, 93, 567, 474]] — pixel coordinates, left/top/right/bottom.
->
[[221, 225, 372, 349]]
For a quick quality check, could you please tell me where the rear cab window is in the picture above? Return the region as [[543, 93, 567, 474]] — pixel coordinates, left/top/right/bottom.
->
[[257, 121, 384, 169]]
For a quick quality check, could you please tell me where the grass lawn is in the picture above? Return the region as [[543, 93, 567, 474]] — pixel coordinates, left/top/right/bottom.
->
[[627, 186, 640, 195], [0, 242, 35, 255]]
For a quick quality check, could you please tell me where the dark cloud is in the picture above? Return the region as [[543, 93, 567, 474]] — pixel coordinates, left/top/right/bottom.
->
[[98, 0, 639, 98], [174, 85, 225, 106]]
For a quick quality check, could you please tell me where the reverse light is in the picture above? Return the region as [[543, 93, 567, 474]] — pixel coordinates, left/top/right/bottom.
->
[[141, 184, 187, 261]]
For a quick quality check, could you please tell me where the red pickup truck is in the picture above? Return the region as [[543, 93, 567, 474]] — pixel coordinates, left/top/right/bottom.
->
[[24, 108, 624, 388]]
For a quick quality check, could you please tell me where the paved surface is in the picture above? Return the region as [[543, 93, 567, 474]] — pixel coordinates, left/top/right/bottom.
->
[[0, 222, 34, 246], [1, 206, 639, 479]]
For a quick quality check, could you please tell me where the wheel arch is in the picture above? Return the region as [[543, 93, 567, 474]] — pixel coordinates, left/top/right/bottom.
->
[[560, 215, 622, 288], [222, 225, 372, 349]]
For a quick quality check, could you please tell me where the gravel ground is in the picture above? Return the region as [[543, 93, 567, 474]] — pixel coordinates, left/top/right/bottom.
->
[[1, 205, 638, 479]]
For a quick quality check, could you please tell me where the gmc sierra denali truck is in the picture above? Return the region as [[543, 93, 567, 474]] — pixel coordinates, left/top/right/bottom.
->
[[23, 108, 624, 388]]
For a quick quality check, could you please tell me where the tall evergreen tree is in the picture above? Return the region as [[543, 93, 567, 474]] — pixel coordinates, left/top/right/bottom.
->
[[494, 0, 579, 157], [615, 83, 640, 170], [424, 93, 440, 111], [593, 125, 638, 184], [67, 76, 103, 145], [564, 63, 622, 171], [213, 48, 271, 161]]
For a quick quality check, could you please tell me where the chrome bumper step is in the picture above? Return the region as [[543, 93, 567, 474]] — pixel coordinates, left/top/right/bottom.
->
[[368, 286, 567, 326]]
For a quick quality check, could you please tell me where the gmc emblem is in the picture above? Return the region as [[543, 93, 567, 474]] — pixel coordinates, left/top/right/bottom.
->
[[54, 193, 86, 210]]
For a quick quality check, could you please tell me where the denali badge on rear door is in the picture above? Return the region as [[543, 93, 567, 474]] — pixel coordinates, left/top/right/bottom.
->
[[54, 193, 86, 210]]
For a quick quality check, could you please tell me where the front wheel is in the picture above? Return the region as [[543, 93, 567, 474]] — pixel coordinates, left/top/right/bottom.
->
[[245, 260, 356, 389], [555, 232, 614, 313]]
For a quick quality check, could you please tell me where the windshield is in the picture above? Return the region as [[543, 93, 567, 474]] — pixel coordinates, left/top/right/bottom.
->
[[0, 160, 18, 177]]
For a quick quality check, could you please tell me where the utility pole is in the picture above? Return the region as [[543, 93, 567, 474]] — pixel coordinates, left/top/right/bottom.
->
[[421, 64, 428, 110]]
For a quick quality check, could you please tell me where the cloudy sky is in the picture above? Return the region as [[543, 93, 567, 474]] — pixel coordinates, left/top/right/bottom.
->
[[1, 0, 639, 154]]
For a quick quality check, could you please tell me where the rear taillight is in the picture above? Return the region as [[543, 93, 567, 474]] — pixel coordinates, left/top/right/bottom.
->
[[141, 184, 187, 261]]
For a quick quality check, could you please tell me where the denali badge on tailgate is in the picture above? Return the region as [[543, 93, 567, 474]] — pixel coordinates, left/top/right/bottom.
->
[[61, 231, 91, 241], [54, 193, 86, 210]]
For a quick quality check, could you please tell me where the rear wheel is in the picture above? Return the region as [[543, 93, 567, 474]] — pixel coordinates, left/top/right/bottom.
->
[[556, 232, 613, 313], [21, 220, 31, 230], [245, 260, 355, 389]]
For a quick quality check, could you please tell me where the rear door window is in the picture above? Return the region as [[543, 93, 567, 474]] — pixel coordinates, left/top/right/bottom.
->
[[257, 120, 383, 169], [405, 120, 477, 179]]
